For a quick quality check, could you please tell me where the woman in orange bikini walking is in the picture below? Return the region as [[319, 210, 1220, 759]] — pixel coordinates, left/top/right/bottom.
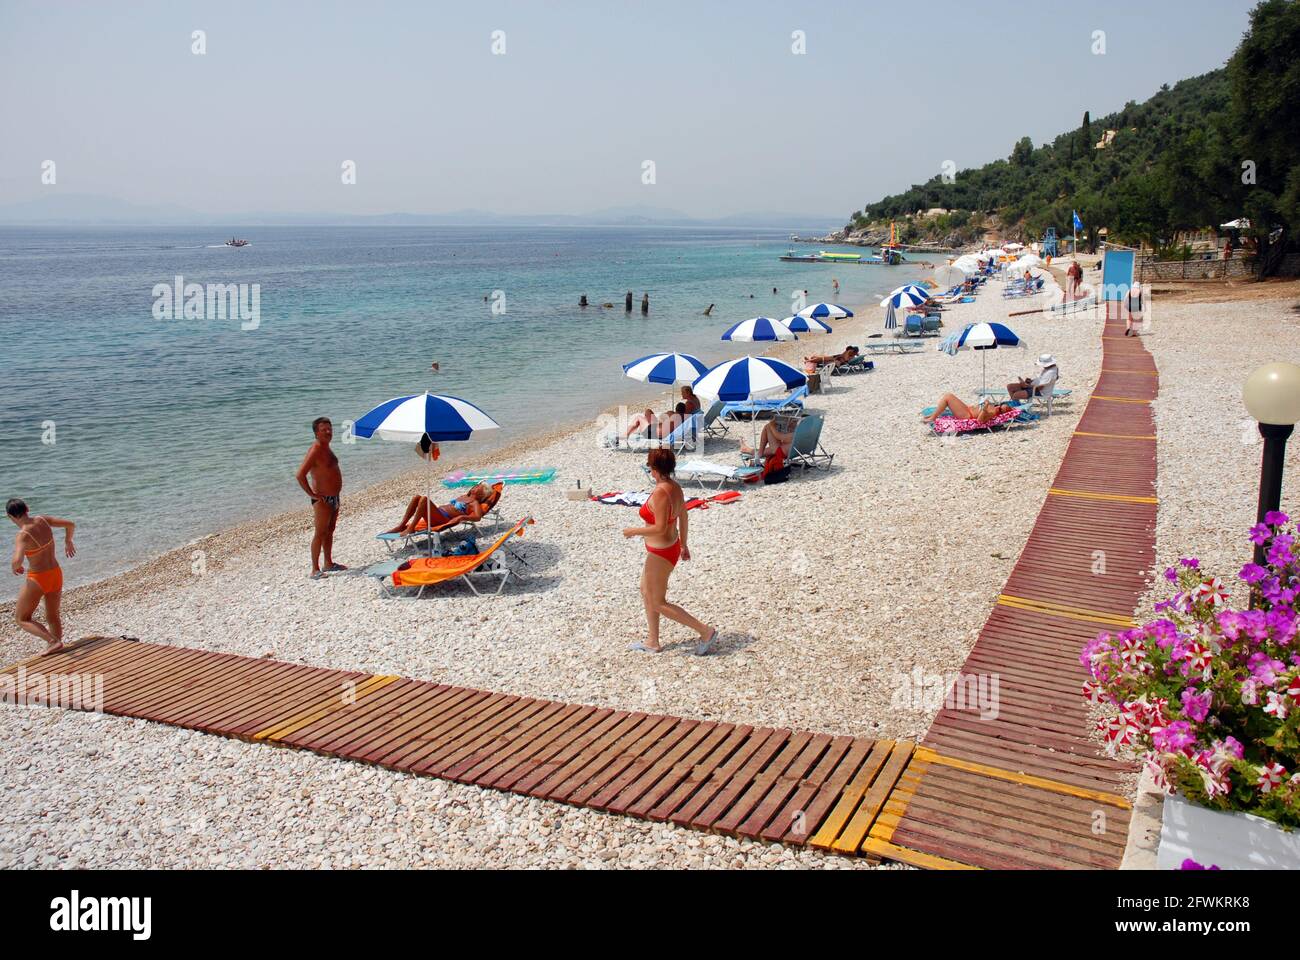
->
[[622, 449, 718, 655], [7, 499, 75, 655]]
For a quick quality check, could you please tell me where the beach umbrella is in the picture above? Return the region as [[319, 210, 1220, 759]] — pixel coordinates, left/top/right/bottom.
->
[[782, 315, 833, 335], [935, 265, 967, 290], [881, 287, 929, 310], [721, 316, 797, 342], [888, 284, 930, 301], [622, 352, 709, 385], [942, 322, 1024, 393], [693, 355, 805, 401], [354, 391, 501, 554], [797, 302, 854, 320], [693, 356, 807, 456], [883, 302, 899, 331]]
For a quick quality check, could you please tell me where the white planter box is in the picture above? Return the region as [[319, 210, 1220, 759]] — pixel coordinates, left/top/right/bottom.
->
[[1158, 795, 1300, 870]]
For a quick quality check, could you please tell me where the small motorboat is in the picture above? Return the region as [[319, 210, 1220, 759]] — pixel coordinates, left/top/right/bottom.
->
[[225, 238, 250, 248]]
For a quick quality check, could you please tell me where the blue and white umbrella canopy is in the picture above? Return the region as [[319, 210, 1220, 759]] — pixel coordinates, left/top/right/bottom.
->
[[354, 392, 501, 442], [782, 315, 833, 335], [797, 302, 854, 320], [693, 356, 806, 402], [881, 287, 930, 309], [953, 321, 1022, 351], [721, 317, 798, 342], [938, 322, 1024, 392], [622, 352, 710, 385], [889, 284, 930, 301], [884, 302, 898, 330]]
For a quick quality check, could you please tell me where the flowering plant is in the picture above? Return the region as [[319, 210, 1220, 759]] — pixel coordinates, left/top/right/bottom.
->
[[1081, 512, 1300, 829]]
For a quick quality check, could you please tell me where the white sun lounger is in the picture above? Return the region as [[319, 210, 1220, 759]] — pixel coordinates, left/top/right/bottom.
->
[[679, 458, 762, 491]]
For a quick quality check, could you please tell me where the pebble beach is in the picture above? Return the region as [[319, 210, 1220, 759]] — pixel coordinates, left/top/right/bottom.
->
[[3, 275, 1296, 869]]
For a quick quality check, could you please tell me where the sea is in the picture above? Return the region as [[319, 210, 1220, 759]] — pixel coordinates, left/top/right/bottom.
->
[[0, 225, 930, 591]]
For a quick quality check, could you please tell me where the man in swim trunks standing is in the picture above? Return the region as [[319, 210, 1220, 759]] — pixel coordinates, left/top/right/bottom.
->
[[296, 417, 346, 579]]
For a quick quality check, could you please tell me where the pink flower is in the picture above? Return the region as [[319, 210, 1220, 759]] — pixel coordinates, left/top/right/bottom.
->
[[1152, 720, 1196, 754], [1082, 680, 1103, 704], [1257, 763, 1286, 793], [1241, 678, 1259, 705], [1180, 687, 1212, 723], [1119, 635, 1147, 669]]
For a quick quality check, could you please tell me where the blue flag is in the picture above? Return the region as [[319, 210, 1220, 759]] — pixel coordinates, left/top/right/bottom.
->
[[1073, 210, 1084, 232]]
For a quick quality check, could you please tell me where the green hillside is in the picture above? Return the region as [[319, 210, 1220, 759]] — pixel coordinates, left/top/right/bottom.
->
[[846, 0, 1300, 273]]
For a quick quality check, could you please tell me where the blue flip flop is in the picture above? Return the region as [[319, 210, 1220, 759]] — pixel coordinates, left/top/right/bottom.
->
[[695, 630, 719, 656]]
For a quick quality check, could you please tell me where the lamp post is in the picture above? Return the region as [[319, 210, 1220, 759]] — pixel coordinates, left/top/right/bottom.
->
[[1242, 362, 1300, 570]]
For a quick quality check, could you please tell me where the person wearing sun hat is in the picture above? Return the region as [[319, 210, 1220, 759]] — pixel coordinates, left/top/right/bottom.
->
[[1007, 354, 1059, 401]]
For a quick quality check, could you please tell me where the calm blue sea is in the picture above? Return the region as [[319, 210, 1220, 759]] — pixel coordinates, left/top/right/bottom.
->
[[0, 225, 927, 590]]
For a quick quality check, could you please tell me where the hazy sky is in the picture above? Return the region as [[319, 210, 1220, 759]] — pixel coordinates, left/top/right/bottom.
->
[[0, 0, 1259, 218]]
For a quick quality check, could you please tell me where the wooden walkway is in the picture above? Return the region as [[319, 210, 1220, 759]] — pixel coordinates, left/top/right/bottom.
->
[[1, 322, 1155, 869]]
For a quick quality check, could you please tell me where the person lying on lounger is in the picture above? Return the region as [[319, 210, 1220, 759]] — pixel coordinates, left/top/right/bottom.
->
[[658, 402, 687, 438], [625, 408, 659, 440], [923, 394, 1016, 424], [385, 483, 491, 535], [804, 346, 858, 367], [741, 417, 797, 459]]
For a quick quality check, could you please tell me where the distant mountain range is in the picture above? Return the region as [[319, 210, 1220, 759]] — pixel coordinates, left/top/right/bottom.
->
[[0, 194, 842, 232]]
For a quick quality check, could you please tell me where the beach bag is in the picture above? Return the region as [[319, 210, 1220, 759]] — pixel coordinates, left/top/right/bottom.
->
[[746, 447, 789, 485]]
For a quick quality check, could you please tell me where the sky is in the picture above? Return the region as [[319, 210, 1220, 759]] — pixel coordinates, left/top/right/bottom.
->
[[0, 0, 1261, 220]]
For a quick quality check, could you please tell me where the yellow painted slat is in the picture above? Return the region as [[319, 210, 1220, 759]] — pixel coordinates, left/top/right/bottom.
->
[[808, 740, 893, 850], [1048, 487, 1157, 505], [252, 674, 399, 742], [832, 742, 915, 855], [1090, 395, 1150, 404], [997, 594, 1136, 627], [913, 747, 1132, 809], [860, 836, 981, 870]]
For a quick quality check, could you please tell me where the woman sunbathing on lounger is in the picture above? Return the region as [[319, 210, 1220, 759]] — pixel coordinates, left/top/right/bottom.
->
[[625, 408, 659, 440], [923, 394, 1015, 424], [741, 417, 797, 459], [385, 483, 490, 535], [804, 346, 858, 367]]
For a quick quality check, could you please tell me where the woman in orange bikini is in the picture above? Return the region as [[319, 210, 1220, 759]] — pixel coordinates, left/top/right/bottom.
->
[[622, 449, 718, 655], [7, 499, 75, 655]]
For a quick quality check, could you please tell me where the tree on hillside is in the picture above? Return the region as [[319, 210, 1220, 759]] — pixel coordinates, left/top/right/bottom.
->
[[1080, 111, 1093, 160], [1010, 137, 1034, 167], [1226, 0, 1300, 274]]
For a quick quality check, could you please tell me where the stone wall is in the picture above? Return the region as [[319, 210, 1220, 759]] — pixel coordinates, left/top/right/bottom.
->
[[1137, 256, 1256, 281]]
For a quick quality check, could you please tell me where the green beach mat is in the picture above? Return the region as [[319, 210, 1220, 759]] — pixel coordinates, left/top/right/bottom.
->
[[443, 467, 557, 488]]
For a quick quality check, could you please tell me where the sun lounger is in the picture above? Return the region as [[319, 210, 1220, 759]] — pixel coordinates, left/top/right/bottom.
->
[[902, 316, 923, 338], [701, 400, 729, 439], [680, 458, 763, 490], [922, 406, 1038, 436], [381, 517, 534, 597], [921, 316, 943, 336], [830, 356, 875, 375], [862, 340, 922, 355], [786, 415, 834, 471], [721, 385, 808, 421], [444, 467, 555, 487], [625, 412, 702, 453]]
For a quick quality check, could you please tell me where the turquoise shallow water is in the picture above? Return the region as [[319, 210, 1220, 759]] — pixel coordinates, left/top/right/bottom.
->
[[0, 225, 929, 590]]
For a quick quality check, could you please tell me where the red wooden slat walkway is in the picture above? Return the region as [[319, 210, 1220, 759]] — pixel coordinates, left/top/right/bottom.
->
[[1, 321, 1153, 868], [870, 319, 1153, 868]]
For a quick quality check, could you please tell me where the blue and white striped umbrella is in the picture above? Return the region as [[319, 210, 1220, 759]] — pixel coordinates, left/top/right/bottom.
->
[[881, 287, 930, 309], [953, 321, 1021, 350], [622, 352, 710, 385], [693, 356, 806, 402], [884, 302, 898, 330], [782, 315, 833, 335], [889, 284, 930, 301], [797, 302, 854, 320], [354, 392, 501, 442], [940, 322, 1024, 392], [721, 317, 797, 342]]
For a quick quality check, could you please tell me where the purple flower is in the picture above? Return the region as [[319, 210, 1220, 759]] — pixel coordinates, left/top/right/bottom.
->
[[1221, 736, 1245, 759], [1267, 542, 1296, 568], [1180, 557, 1201, 569], [1164, 566, 1179, 583], [1264, 510, 1290, 527], [1251, 523, 1273, 546], [1153, 720, 1196, 753], [1240, 563, 1269, 585], [1181, 687, 1212, 723]]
